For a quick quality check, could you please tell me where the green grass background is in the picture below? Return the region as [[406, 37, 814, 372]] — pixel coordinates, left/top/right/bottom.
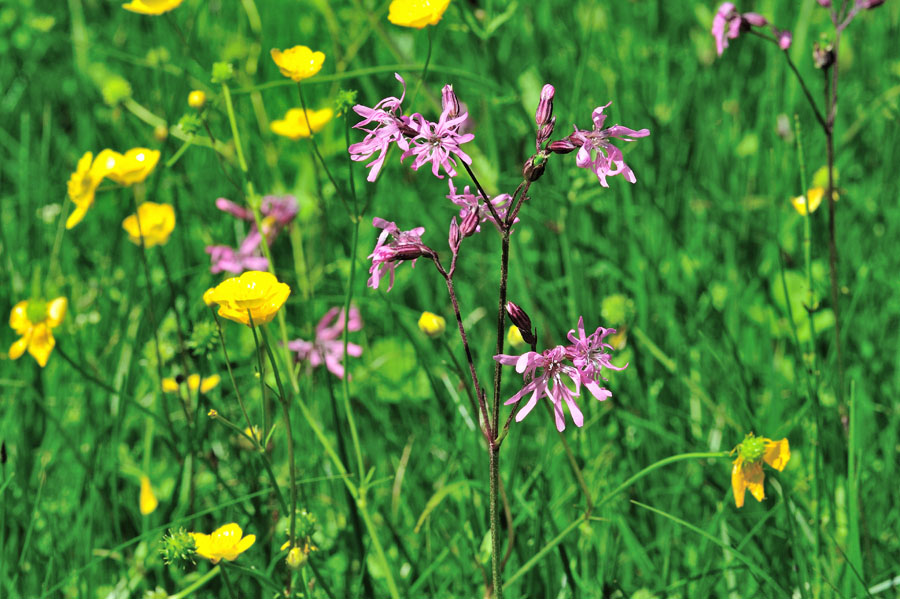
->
[[1, 0, 899, 597]]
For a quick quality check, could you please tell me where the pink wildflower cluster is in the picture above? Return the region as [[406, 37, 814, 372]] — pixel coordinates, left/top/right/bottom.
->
[[206, 196, 298, 274], [711, 2, 792, 56], [349, 74, 474, 181], [288, 306, 363, 380], [494, 317, 626, 431], [367, 217, 435, 291]]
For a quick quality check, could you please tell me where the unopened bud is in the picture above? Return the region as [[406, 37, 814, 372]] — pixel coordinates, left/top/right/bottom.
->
[[776, 29, 792, 50], [860, 0, 884, 8], [188, 90, 207, 109], [535, 84, 554, 126], [286, 547, 308, 569], [460, 208, 480, 238], [547, 139, 577, 154], [536, 117, 556, 149], [442, 84, 460, 119], [448, 217, 460, 251], [813, 42, 835, 69], [741, 12, 767, 27], [523, 156, 546, 182], [392, 244, 433, 261], [397, 115, 418, 138], [506, 302, 536, 346], [418, 311, 446, 337]]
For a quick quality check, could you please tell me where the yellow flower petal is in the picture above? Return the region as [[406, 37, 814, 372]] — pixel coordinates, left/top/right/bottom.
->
[[731, 457, 747, 508], [270, 108, 333, 140], [9, 300, 30, 333], [27, 323, 55, 368], [763, 438, 790, 471], [122, 0, 183, 15], [162, 378, 180, 393], [108, 148, 160, 186], [270, 46, 325, 81], [388, 0, 452, 28], [207, 271, 291, 326], [9, 335, 29, 360], [200, 374, 221, 393], [122, 202, 175, 247], [139, 475, 159, 515], [186, 374, 201, 391], [45, 297, 68, 328]]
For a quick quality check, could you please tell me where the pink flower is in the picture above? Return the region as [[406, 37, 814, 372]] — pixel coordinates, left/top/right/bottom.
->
[[775, 28, 792, 50], [446, 180, 514, 234], [565, 316, 626, 401], [712, 2, 743, 56], [207, 196, 297, 274], [494, 346, 585, 431], [554, 102, 650, 188], [348, 73, 414, 182], [288, 306, 363, 379], [367, 218, 434, 291], [206, 232, 269, 274], [401, 91, 475, 179]]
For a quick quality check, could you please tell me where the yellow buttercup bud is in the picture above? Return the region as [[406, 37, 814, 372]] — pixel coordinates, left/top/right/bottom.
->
[[188, 90, 206, 109], [418, 311, 446, 337]]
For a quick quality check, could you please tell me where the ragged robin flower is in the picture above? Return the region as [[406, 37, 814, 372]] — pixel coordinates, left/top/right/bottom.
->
[[8, 297, 67, 368], [122, 0, 183, 14], [271, 108, 333, 140], [388, 0, 452, 28], [205, 271, 291, 326], [189, 523, 255, 564], [66, 150, 118, 229], [270, 46, 325, 81], [731, 433, 790, 508], [122, 202, 175, 247]]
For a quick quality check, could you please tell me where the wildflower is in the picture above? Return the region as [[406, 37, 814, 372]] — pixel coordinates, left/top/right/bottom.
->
[[447, 180, 513, 233], [507, 326, 526, 348], [205, 271, 291, 326], [418, 311, 446, 337], [388, 0, 452, 28], [107, 148, 160, 186], [66, 150, 118, 229], [565, 316, 626, 400], [554, 102, 649, 187], [140, 475, 159, 515], [160, 528, 197, 567], [711, 3, 743, 56], [731, 434, 790, 507], [271, 107, 333, 140], [286, 546, 307, 569], [367, 218, 434, 291], [401, 86, 475, 179], [162, 373, 221, 394], [8, 297, 67, 368], [348, 73, 413, 182], [188, 90, 206, 108], [288, 306, 363, 379], [207, 196, 298, 274], [237, 425, 264, 451], [122, 0, 183, 15], [122, 202, 175, 247], [494, 346, 585, 432], [270, 46, 325, 81], [189, 523, 255, 564], [206, 233, 269, 274], [775, 28, 792, 50]]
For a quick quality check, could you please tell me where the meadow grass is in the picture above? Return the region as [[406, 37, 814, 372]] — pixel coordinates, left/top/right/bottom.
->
[[1, 1, 899, 597]]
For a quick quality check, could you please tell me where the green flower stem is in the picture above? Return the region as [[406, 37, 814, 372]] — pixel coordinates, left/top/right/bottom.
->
[[168, 565, 221, 599], [255, 322, 298, 547], [218, 563, 238, 599], [211, 312, 288, 515], [340, 217, 366, 484], [503, 451, 730, 590], [221, 82, 248, 174], [409, 26, 434, 109], [296, 82, 350, 215]]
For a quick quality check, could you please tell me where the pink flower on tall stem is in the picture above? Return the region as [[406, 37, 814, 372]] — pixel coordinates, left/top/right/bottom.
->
[[565, 316, 626, 401], [288, 306, 363, 379], [206, 231, 270, 274], [551, 103, 649, 187], [400, 85, 475, 179], [206, 196, 298, 274], [348, 73, 414, 182], [712, 2, 743, 55], [367, 217, 434, 291], [447, 180, 513, 234]]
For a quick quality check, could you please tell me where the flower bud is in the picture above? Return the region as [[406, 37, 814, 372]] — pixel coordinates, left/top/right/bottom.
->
[[397, 115, 419, 138], [442, 84, 460, 119], [506, 302, 536, 346], [460, 207, 480, 238], [741, 12, 767, 27], [448, 217, 460, 252], [523, 156, 546, 182], [286, 547, 308, 569], [816, 0, 831, 6], [536, 117, 556, 149], [860, 0, 884, 8], [418, 311, 446, 337], [547, 139, 577, 154], [392, 244, 434, 261], [775, 28, 792, 50], [535, 84, 554, 126], [188, 90, 207, 109]]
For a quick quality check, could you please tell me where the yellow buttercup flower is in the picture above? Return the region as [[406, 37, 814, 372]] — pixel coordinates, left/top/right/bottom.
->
[[270, 46, 325, 81], [162, 373, 221, 394], [270, 108, 333, 140], [507, 325, 526, 348], [206, 271, 291, 326], [790, 187, 839, 216], [187, 90, 206, 109], [122, 202, 176, 247], [122, 0, 183, 15], [418, 311, 446, 337], [107, 148, 160, 186], [388, 0, 451, 28], [8, 297, 67, 368], [139, 475, 159, 515], [731, 433, 790, 508], [189, 523, 255, 564], [66, 149, 118, 229]]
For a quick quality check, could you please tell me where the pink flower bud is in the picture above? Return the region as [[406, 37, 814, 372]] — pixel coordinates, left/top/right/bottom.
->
[[547, 139, 577, 154], [535, 84, 555, 126], [816, 0, 831, 6], [442, 85, 460, 120], [776, 29, 792, 50], [742, 12, 767, 27], [506, 302, 536, 346], [448, 217, 460, 252], [536, 117, 556, 149], [460, 207, 480, 238]]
